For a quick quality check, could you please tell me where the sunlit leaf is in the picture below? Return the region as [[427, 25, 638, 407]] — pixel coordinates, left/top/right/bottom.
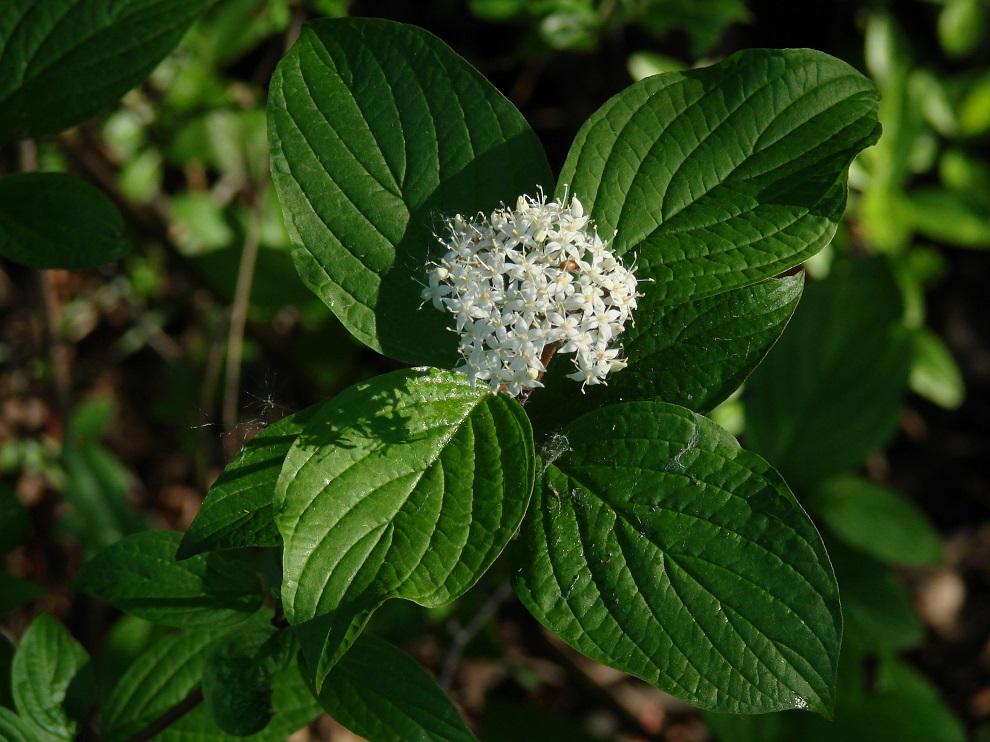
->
[[269, 18, 552, 365], [513, 401, 840, 714], [277, 368, 534, 690]]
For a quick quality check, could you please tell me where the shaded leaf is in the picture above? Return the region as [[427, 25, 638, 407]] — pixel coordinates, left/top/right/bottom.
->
[[268, 18, 552, 364], [319, 634, 476, 741], [0, 0, 210, 142], [75, 531, 265, 629], [102, 627, 233, 741], [277, 368, 534, 690], [827, 539, 923, 654], [0, 483, 30, 554], [202, 625, 278, 736], [0, 173, 126, 269], [527, 276, 803, 435], [512, 401, 840, 715], [744, 257, 912, 489], [809, 476, 942, 567], [910, 326, 965, 410]]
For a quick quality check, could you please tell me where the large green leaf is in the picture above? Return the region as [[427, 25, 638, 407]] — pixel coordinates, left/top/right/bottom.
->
[[277, 368, 534, 690], [744, 257, 912, 489], [0, 173, 126, 269], [0, 0, 210, 142], [527, 275, 803, 435], [268, 18, 553, 365], [11, 614, 93, 741], [178, 404, 321, 559], [512, 401, 841, 715], [319, 634, 476, 741], [75, 530, 265, 629], [558, 48, 879, 307]]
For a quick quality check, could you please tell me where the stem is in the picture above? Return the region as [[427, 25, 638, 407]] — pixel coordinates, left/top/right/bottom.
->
[[125, 689, 204, 742], [221, 181, 267, 457]]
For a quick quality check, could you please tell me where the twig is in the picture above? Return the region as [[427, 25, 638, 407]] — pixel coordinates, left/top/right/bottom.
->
[[125, 688, 204, 742], [221, 181, 267, 457], [439, 581, 514, 691]]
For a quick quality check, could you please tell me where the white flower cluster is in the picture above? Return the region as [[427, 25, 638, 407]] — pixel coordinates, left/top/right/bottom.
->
[[421, 191, 639, 396]]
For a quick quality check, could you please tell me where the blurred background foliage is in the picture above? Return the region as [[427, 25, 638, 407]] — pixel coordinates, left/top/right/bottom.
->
[[1, 0, 989, 740]]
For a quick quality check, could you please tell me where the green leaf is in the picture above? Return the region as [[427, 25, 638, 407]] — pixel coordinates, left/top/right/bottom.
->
[[808, 476, 942, 567], [202, 625, 278, 737], [827, 540, 922, 654], [74, 530, 265, 628], [102, 627, 232, 741], [155, 655, 321, 742], [909, 327, 965, 410], [11, 614, 94, 741], [268, 18, 553, 365], [0, 708, 37, 742], [0, 173, 126, 269], [0, 572, 46, 615], [906, 187, 990, 249], [558, 48, 879, 308], [0, 0, 210, 142], [277, 368, 534, 691], [527, 275, 803, 435], [511, 401, 841, 715], [179, 405, 321, 559], [319, 634, 476, 741], [744, 257, 912, 489]]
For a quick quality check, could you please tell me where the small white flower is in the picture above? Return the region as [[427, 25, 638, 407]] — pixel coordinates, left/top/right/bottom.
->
[[421, 188, 640, 395]]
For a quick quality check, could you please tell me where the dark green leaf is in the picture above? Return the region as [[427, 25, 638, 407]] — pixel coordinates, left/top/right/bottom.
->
[[527, 276, 803, 435], [512, 401, 840, 715], [155, 655, 321, 742], [0, 572, 46, 615], [11, 614, 94, 741], [744, 257, 912, 489], [202, 625, 278, 737], [101, 627, 233, 742], [61, 438, 145, 556], [268, 18, 553, 365], [0, 0, 210, 142], [809, 476, 942, 567], [558, 48, 879, 307], [319, 634, 476, 741], [0, 173, 126, 269], [0, 708, 36, 742], [277, 368, 534, 690], [74, 530, 265, 628], [827, 540, 923, 654], [179, 405, 321, 559]]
